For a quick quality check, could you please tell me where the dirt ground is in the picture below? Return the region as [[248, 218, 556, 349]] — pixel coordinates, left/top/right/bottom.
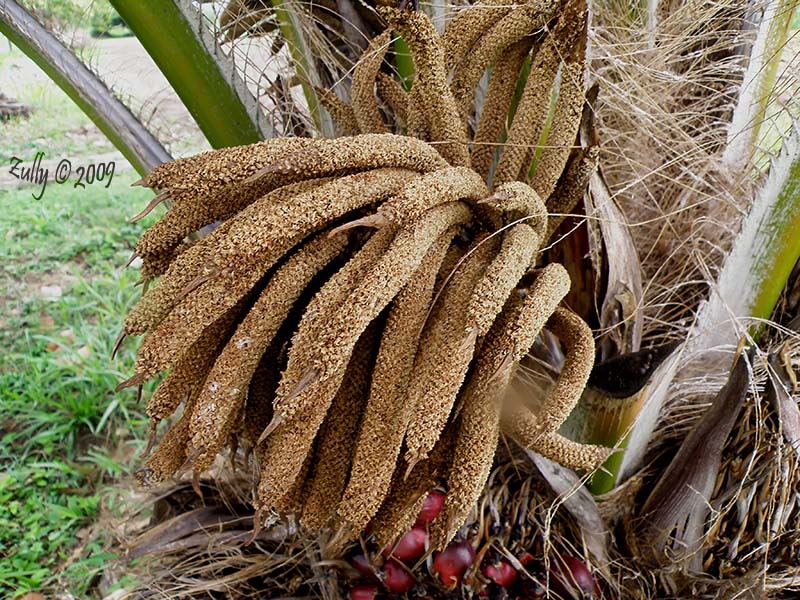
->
[[1, 29, 207, 162]]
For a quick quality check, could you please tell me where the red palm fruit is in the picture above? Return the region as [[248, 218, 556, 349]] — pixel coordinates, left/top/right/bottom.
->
[[349, 554, 379, 583], [382, 558, 416, 593], [482, 558, 517, 587], [415, 489, 446, 526], [517, 552, 535, 566], [381, 526, 428, 562], [549, 555, 598, 599], [432, 540, 476, 589], [350, 584, 379, 600]]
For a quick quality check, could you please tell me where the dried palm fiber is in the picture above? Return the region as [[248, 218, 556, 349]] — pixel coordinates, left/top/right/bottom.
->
[[219, 0, 247, 30], [403, 236, 499, 469], [544, 144, 598, 239], [448, 0, 558, 117], [123, 169, 417, 377], [493, 0, 585, 185], [256, 202, 473, 511], [124, 177, 333, 336], [315, 86, 360, 135], [335, 229, 459, 538], [351, 31, 392, 134], [368, 422, 458, 549], [471, 38, 534, 181], [301, 325, 378, 531], [134, 137, 316, 257], [442, 0, 513, 72], [220, 2, 275, 41], [379, 7, 470, 167], [527, 50, 585, 200], [375, 72, 408, 124], [186, 234, 348, 472]]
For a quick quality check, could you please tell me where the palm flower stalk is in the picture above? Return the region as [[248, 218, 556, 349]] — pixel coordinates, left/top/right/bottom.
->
[[118, 0, 607, 551]]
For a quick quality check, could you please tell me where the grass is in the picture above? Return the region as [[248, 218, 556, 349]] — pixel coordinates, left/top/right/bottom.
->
[[0, 177, 161, 597], [0, 47, 117, 164]]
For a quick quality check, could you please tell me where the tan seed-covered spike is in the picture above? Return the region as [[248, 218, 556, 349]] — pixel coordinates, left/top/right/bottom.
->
[[494, 0, 586, 185], [529, 59, 585, 201], [379, 8, 470, 167], [352, 31, 392, 134], [269, 226, 398, 426], [460, 261, 571, 381], [274, 201, 473, 423], [316, 86, 361, 135], [145, 299, 244, 424], [533, 306, 595, 436], [465, 224, 539, 337], [471, 39, 533, 181], [376, 72, 409, 124], [126, 169, 412, 343], [242, 346, 281, 447], [368, 424, 457, 549], [403, 236, 499, 468], [450, 0, 557, 116], [248, 134, 448, 181], [336, 228, 455, 538], [442, 0, 513, 72], [138, 406, 194, 486], [125, 178, 332, 336], [341, 167, 486, 231], [135, 138, 317, 257], [301, 325, 377, 531], [485, 181, 548, 241], [257, 202, 473, 511], [140, 239, 199, 284], [545, 145, 598, 240], [137, 147, 225, 190], [186, 234, 348, 472], [274, 445, 316, 514], [431, 295, 525, 548], [501, 401, 611, 470]]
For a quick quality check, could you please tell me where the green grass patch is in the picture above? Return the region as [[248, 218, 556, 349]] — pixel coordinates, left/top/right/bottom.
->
[[0, 177, 158, 597]]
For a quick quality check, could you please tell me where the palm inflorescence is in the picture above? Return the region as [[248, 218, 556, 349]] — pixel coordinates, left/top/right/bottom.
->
[[117, 0, 609, 550]]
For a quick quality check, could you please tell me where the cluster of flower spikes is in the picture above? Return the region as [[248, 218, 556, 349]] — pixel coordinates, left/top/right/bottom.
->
[[116, 0, 611, 552]]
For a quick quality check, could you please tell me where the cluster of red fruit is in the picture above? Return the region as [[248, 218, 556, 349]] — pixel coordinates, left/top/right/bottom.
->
[[345, 490, 600, 599]]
